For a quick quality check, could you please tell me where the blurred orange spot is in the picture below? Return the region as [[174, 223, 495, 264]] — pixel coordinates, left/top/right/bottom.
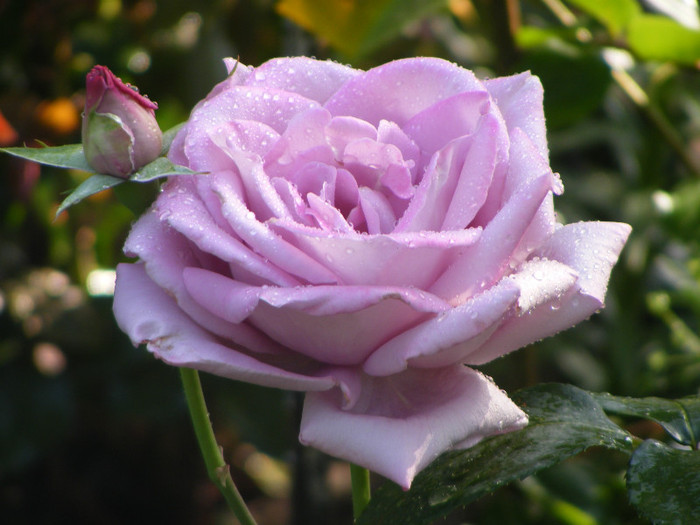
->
[[0, 110, 18, 145], [86, 186, 114, 203], [51, 202, 69, 225], [448, 0, 475, 21], [36, 97, 81, 135]]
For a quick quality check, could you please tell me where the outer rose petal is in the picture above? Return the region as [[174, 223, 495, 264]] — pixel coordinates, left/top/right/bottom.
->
[[299, 366, 528, 489], [113, 263, 335, 391], [324, 57, 485, 126], [181, 87, 321, 171], [364, 277, 520, 375], [125, 209, 287, 351], [244, 57, 361, 104], [182, 267, 450, 366], [465, 221, 632, 365], [484, 72, 549, 161]]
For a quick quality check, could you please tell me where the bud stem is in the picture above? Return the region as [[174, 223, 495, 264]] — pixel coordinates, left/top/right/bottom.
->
[[179, 367, 258, 525]]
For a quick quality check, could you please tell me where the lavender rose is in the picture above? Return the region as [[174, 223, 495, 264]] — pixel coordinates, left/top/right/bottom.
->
[[113, 57, 630, 488]]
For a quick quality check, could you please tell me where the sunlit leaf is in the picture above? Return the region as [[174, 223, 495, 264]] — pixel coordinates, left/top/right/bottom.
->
[[627, 14, 700, 65], [593, 392, 700, 448], [275, 0, 447, 58], [627, 440, 700, 524], [1, 143, 92, 171], [564, 0, 640, 36], [357, 384, 634, 525]]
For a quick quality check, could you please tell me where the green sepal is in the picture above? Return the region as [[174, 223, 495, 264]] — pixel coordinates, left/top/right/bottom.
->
[[56, 174, 125, 218], [128, 156, 201, 183]]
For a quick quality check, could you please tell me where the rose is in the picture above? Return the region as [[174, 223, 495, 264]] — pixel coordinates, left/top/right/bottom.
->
[[82, 65, 162, 177], [113, 57, 631, 488]]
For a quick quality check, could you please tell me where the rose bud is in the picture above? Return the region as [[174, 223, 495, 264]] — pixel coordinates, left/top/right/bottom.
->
[[81, 65, 162, 177]]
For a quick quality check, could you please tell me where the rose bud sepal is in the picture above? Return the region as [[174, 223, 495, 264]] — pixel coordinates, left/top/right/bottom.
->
[[81, 65, 162, 178]]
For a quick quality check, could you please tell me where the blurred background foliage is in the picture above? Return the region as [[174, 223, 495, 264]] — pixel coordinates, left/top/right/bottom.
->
[[1, 0, 699, 523]]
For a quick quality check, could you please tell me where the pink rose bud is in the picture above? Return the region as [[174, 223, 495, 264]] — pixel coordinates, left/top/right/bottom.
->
[[81, 65, 162, 177]]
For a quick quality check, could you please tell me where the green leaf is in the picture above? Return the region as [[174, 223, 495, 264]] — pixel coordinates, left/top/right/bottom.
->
[[275, 0, 447, 59], [627, 14, 700, 65], [128, 156, 200, 182], [161, 122, 185, 156], [518, 47, 611, 128], [1, 143, 92, 171], [564, 0, 640, 36], [592, 392, 700, 448], [357, 384, 634, 525], [56, 174, 124, 218], [627, 440, 700, 524]]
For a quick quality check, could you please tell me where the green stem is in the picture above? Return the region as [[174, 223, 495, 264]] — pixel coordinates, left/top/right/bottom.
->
[[610, 68, 700, 178], [350, 464, 371, 520], [179, 367, 258, 525]]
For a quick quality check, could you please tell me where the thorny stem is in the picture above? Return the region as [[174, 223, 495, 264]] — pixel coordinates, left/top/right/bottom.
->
[[179, 367, 258, 525]]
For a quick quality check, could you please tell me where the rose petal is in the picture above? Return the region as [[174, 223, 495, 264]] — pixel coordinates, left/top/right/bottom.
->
[[182, 87, 321, 171], [358, 186, 396, 234], [212, 175, 340, 284], [299, 366, 528, 489], [363, 278, 520, 375], [156, 176, 300, 286], [113, 263, 335, 391], [325, 115, 378, 161], [536, 221, 632, 302], [440, 114, 501, 230], [245, 57, 361, 104], [270, 219, 481, 288], [305, 192, 355, 232], [476, 127, 559, 266], [430, 172, 555, 303], [376, 120, 420, 183], [183, 266, 450, 365], [324, 57, 486, 126], [218, 153, 295, 222], [270, 177, 316, 227], [263, 107, 335, 179], [484, 71, 549, 161], [464, 221, 632, 365], [206, 119, 280, 163], [124, 210, 290, 350], [402, 90, 490, 157]]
